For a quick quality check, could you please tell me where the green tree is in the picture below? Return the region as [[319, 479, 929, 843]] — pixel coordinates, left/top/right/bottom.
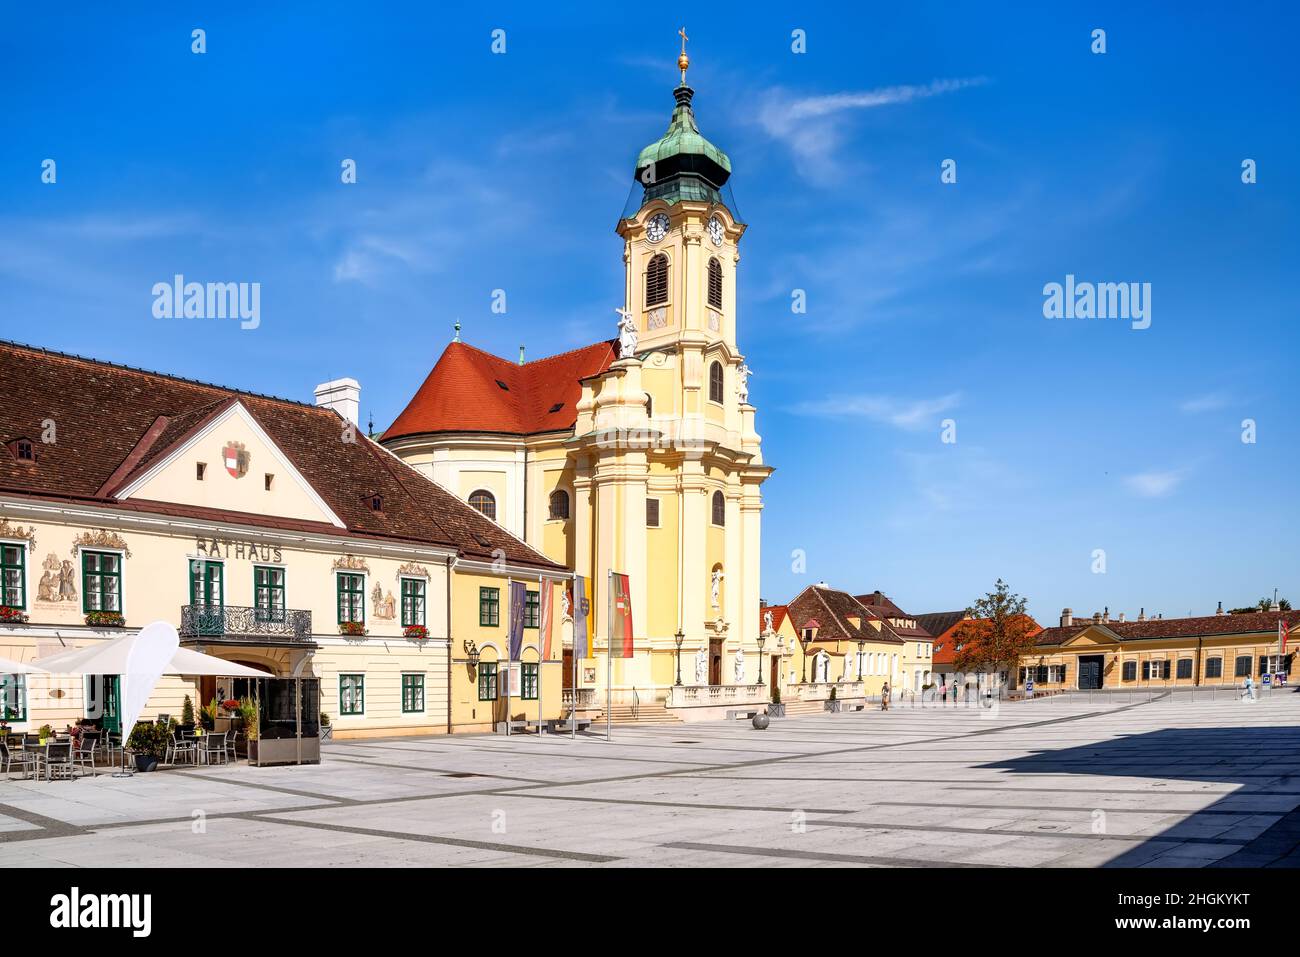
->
[[1257, 597, 1292, 611], [952, 579, 1041, 680]]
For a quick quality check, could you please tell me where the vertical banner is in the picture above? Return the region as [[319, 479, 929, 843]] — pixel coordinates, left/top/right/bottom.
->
[[572, 575, 590, 658], [539, 578, 556, 661], [608, 572, 634, 658], [507, 580, 527, 661]]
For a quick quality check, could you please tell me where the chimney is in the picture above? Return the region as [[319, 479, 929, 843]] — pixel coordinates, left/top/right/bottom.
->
[[1092, 611, 1103, 624], [1060, 608, 1073, 627], [314, 378, 360, 426], [814, 581, 829, 589], [1103, 606, 1110, 623], [1118, 612, 1126, 623], [1138, 607, 1147, 621], [519, 345, 526, 365], [1216, 601, 1225, 616]]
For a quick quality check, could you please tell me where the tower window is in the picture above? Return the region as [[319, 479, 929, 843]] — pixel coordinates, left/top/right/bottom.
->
[[711, 490, 725, 526], [708, 361, 724, 404], [646, 498, 660, 528], [707, 257, 723, 310], [548, 489, 570, 520], [469, 489, 496, 521], [645, 253, 669, 307]]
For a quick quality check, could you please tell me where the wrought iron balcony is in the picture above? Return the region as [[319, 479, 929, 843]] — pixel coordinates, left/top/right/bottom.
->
[[180, 604, 314, 644]]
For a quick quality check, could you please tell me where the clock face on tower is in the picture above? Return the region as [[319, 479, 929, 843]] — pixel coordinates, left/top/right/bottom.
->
[[707, 215, 724, 247], [646, 213, 670, 243]]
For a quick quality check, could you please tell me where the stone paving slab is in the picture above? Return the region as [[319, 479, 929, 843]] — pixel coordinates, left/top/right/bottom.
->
[[1, 693, 1297, 867]]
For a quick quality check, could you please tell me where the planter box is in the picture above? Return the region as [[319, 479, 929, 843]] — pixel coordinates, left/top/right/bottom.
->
[[767, 703, 786, 718], [825, 699, 842, 713], [247, 737, 320, 767]]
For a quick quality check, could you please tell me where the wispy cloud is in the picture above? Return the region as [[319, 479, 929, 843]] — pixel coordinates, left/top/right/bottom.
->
[[757, 77, 989, 178], [789, 392, 960, 430], [1124, 469, 1189, 498], [1179, 392, 1230, 413]]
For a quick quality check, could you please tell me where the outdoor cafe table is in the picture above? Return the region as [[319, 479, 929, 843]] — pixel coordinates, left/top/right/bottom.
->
[[23, 737, 74, 782]]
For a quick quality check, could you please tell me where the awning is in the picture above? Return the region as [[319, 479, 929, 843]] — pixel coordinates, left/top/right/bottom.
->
[[0, 654, 47, 675], [35, 634, 268, 677]]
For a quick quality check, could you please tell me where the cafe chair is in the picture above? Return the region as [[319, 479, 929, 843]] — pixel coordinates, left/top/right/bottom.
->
[[169, 731, 196, 766], [39, 741, 76, 781], [0, 739, 36, 780], [73, 732, 100, 775], [200, 732, 227, 766]]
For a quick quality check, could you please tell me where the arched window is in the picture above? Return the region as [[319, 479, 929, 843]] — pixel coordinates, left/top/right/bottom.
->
[[468, 489, 496, 521], [548, 489, 570, 520], [708, 361, 724, 403], [711, 490, 725, 526], [645, 253, 669, 307], [644, 392, 653, 418], [707, 257, 723, 310]]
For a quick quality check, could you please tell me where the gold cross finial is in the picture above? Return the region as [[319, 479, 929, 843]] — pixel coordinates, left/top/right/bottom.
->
[[679, 27, 689, 53], [677, 27, 690, 83]]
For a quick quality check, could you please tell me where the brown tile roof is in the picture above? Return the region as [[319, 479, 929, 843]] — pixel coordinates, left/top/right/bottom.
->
[[854, 591, 932, 637], [1035, 610, 1300, 647], [0, 339, 562, 570], [383, 339, 617, 441], [786, 585, 905, 645]]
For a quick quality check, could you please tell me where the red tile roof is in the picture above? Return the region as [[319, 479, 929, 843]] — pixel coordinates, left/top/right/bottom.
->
[[925, 613, 1041, 665], [0, 340, 561, 569], [854, 591, 932, 638], [1036, 610, 1300, 646], [383, 339, 617, 440], [760, 604, 789, 634], [786, 585, 905, 645]]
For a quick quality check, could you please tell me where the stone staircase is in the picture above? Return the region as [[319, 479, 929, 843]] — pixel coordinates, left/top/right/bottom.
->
[[605, 700, 683, 725], [776, 699, 825, 717]]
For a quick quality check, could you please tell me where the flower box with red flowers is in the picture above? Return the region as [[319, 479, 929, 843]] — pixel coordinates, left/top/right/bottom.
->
[[84, 610, 126, 627], [0, 606, 29, 624], [404, 624, 429, 641], [338, 621, 368, 637]]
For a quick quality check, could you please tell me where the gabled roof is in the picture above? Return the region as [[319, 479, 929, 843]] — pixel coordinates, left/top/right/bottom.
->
[[786, 585, 904, 645], [1035, 610, 1300, 647], [383, 340, 617, 441], [0, 339, 561, 570]]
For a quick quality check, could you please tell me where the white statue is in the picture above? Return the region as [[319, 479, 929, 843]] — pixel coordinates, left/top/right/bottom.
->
[[843, 656, 854, 681], [694, 646, 708, 685], [736, 362, 752, 403], [763, 609, 773, 634], [710, 568, 724, 609], [734, 646, 746, 684], [615, 307, 638, 359], [560, 588, 571, 620]]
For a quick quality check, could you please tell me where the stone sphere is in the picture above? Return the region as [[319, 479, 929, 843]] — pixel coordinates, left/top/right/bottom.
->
[[751, 712, 770, 730]]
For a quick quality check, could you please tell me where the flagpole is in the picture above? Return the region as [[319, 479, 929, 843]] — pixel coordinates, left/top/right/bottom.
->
[[572, 577, 578, 741], [505, 577, 512, 738], [538, 578, 545, 737], [606, 570, 613, 742]]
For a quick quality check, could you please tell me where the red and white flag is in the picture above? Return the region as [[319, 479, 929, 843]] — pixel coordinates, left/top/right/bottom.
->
[[608, 572, 634, 659], [1280, 618, 1289, 655]]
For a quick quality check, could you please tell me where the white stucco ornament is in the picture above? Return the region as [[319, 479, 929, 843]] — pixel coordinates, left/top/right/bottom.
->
[[695, 646, 708, 685], [615, 307, 638, 358]]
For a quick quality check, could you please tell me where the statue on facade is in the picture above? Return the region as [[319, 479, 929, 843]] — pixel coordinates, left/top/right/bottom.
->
[[734, 645, 746, 684], [763, 609, 773, 634], [710, 568, 724, 609], [694, 646, 708, 685], [615, 307, 638, 359], [561, 587, 571, 621], [736, 362, 752, 404]]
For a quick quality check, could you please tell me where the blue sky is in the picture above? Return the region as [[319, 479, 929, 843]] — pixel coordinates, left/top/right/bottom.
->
[[2, 2, 1297, 623]]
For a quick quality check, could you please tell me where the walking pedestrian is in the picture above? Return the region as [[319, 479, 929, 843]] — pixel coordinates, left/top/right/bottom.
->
[[881, 681, 890, 711]]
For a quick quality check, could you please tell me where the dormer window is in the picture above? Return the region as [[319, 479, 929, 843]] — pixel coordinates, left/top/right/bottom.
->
[[15, 440, 33, 461], [548, 402, 564, 414], [494, 379, 510, 391], [369, 495, 383, 512]]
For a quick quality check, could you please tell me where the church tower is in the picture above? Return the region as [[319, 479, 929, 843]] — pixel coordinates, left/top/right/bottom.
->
[[571, 32, 770, 698]]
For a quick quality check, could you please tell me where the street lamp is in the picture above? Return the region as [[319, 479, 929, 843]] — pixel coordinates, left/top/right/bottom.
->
[[674, 629, 685, 686], [856, 639, 865, 684], [757, 634, 766, 685]]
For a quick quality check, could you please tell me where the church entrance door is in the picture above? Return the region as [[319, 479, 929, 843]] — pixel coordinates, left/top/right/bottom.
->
[[708, 639, 722, 686]]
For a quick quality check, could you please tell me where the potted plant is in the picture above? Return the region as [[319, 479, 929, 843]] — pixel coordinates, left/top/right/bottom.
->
[[238, 697, 260, 763], [827, 685, 841, 713], [84, 610, 126, 627], [126, 722, 168, 771], [768, 684, 785, 718], [339, 621, 368, 637], [37, 723, 54, 744], [0, 606, 29, 624], [403, 624, 429, 641], [181, 695, 195, 728], [199, 698, 219, 731]]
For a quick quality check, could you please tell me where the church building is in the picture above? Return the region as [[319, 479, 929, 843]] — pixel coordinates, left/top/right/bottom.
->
[[382, 40, 771, 708]]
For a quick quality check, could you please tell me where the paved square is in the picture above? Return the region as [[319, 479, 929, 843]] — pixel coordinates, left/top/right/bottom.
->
[[3, 693, 1298, 867]]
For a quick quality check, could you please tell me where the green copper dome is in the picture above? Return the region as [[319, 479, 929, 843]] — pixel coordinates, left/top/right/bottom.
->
[[633, 85, 733, 208]]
